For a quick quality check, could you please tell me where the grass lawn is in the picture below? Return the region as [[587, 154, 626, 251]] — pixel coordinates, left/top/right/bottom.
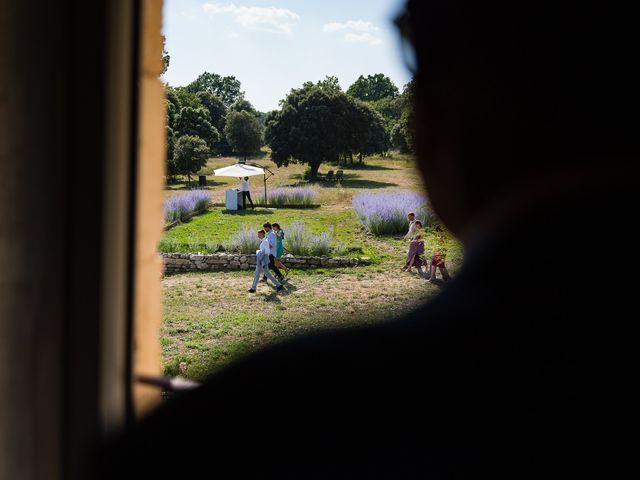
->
[[161, 152, 463, 381]]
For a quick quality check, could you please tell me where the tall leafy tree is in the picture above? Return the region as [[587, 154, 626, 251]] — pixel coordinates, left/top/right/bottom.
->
[[173, 135, 210, 185], [196, 91, 227, 132], [266, 86, 349, 181], [175, 106, 219, 151], [173, 86, 202, 110], [396, 79, 416, 153], [228, 97, 258, 117], [166, 125, 178, 181], [166, 86, 181, 129], [391, 123, 410, 153], [224, 111, 263, 162], [316, 75, 342, 93], [346, 74, 399, 102], [351, 100, 391, 162], [186, 72, 243, 107], [370, 96, 403, 130]]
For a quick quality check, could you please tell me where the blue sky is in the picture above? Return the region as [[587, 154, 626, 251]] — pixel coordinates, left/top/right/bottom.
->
[[162, 0, 411, 112]]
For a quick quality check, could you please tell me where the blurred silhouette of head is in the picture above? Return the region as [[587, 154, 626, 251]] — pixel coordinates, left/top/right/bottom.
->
[[397, 0, 637, 239]]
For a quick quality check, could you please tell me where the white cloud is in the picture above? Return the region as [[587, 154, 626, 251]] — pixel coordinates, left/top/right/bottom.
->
[[323, 19, 382, 46], [203, 3, 300, 35], [323, 20, 379, 33], [344, 32, 382, 46]]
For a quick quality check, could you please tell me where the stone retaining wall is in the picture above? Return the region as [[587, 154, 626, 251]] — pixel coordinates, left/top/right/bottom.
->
[[162, 253, 371, 274]]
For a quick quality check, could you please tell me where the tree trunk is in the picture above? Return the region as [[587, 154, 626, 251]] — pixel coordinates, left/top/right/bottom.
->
[[359, 152, 363, 164], [309, 162, 320, 182], [187, 172, 191, 186], [349, 152, 353, 164]]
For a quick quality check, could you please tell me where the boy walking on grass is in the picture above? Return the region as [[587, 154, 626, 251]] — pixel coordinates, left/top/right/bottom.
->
[[249, 230, 283, 293], [262, 222, 284, 282]]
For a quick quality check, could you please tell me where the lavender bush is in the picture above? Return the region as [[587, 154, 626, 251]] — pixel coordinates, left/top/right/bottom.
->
[[164, 190, 212, 224], [284, 221, 332, 256], [352, 191, 432, 235], [261, 187, 318, 206], [225, 226, 261, 254]]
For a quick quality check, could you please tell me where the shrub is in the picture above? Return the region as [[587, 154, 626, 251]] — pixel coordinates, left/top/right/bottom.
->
[[284, 222, 332, 256], [225, 226, 261, 254], [158, 238, 221, 253], [352, 191, 431, 235], [164, 189, 212, 224], [261, 187, 318, 206]]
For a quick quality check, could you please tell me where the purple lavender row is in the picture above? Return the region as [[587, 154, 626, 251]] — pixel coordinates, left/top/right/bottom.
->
[[352, 191, 432, 235], [164, 189, 212, 223]]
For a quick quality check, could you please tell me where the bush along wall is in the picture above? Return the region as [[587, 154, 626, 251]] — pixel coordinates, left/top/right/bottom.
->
[[162, 252, 371, 274]]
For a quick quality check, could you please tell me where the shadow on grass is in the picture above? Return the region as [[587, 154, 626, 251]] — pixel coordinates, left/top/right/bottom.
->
[[428, 278, 449, 288], [166, 180, 225, 190], [318, 177, 399, 189], [334, 163, 398, 171], [290, 174, 399, 189], [279, 280, 297, 294], [220, 208, 274, 216], [258, 290, 283, 303]]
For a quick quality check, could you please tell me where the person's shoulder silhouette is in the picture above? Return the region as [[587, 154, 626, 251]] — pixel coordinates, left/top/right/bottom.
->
[[102, 1, 639, 478]]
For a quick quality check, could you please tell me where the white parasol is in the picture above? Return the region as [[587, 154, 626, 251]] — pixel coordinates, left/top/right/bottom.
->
[[213, 163, 265, 177], [213, 163, 274, 204]]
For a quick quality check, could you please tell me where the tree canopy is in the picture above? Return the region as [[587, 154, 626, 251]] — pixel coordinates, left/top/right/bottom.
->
[[186, 72, 243, 107], [265, 82, 390, 181], [346, 74, 399, 102], [173, 135, 210, 184], [351, 101, 392, 162], [174, 106, 220, 151], [196, 91, 227, 131], [228, 97, 258, 117], [394, 79, 416, 153], [224, 111, 263, 161]]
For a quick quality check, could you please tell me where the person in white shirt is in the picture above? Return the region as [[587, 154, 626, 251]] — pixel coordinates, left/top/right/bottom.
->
[[249, 230, 283, 293], [403, 212, 417, 240], [239, 176, 254, 209]]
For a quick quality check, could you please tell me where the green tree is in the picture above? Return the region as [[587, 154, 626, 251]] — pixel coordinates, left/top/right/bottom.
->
[[166, 125, 179, 181], [166, 86, 181, 129], [316, 75, 342, 93], [173, 135, 210, 185], [370, 95, 403, 131], [266, 86, 348, 181], [229, 97, 258, 117], [391, 123, 410, 153], [351, 100, 391, 162], [173, 86, 202, 110], [346, 74, 399, 102], [186, 72, 243, 107], [175, 106, 220, 151], [161, 35, 170, 75], [196, 91, 227, 131], [224, 111, 263, 162], [396, 79, 416, 153]]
